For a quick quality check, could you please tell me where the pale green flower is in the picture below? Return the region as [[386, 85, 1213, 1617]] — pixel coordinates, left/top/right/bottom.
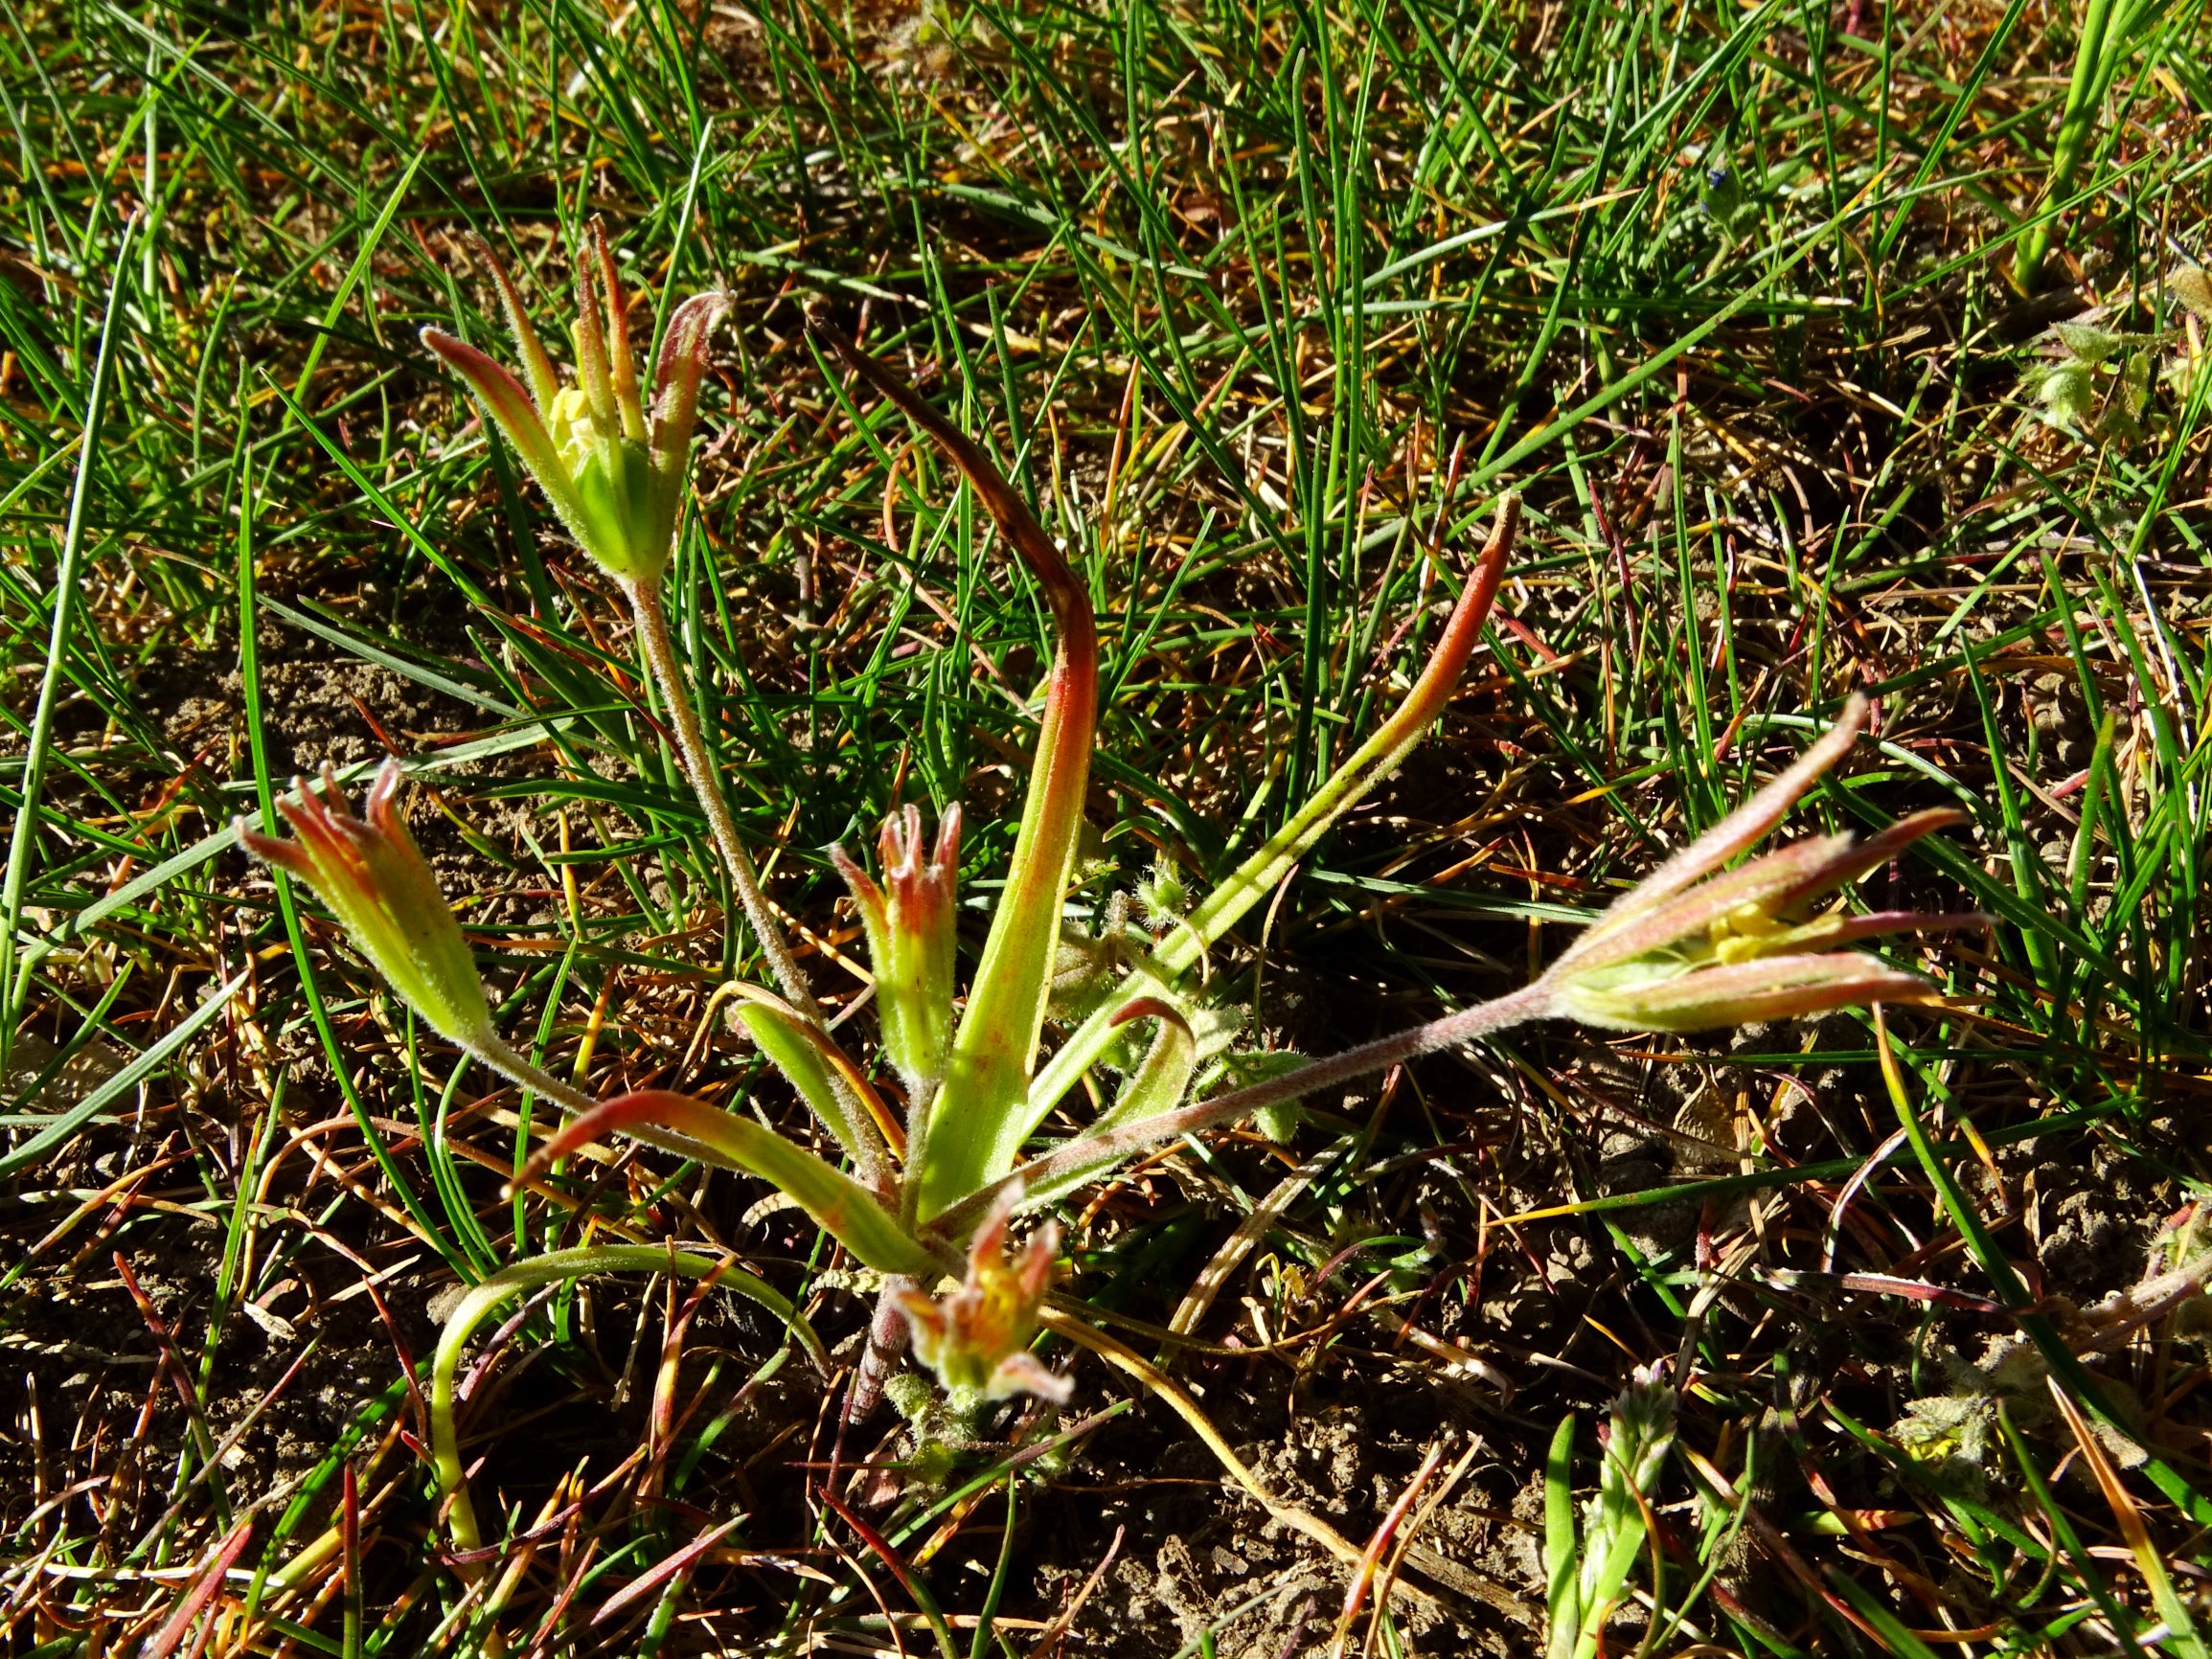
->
[[1540, 696, 1978, 1032], [422, 219, 726, 584]]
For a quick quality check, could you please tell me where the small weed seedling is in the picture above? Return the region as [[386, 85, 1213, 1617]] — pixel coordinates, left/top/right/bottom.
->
[[2026, 264, 2212, 442], [1543, 1368, 1677, 1659]]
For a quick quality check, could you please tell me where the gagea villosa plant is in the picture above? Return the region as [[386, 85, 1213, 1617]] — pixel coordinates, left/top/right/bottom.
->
[[243, 227, 1976, 1608]]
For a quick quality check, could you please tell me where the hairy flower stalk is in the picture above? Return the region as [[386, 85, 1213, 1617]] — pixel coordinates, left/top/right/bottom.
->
[[926, 694, 1973, 1244], [624, 579, 826, 1021], [422, 222, 823, 1024]]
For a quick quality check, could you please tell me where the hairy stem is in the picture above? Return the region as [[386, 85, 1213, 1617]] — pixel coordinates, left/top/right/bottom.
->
[[929, 980, 1556, 1241], [625, 576, 820, 1018], [626, 580, 888, 1204], [467, 1033, 722, 1169], [846, 1279, 918, 1423], [468, 1034, 602, 1119]]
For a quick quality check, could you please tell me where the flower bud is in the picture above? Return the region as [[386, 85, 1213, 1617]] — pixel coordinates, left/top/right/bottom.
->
[[833, 805, 961, 1095], [2036, 362, 2094, 427], [239, 761, 495, 1048], [895, 1189, 1068, 1406]]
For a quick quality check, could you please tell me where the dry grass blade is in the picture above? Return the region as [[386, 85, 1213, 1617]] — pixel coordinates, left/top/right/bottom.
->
[[137, 1519, 253, 1659], [1330, 1440, 1448, 1656], [2046, 1380, 2208, 1656]]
